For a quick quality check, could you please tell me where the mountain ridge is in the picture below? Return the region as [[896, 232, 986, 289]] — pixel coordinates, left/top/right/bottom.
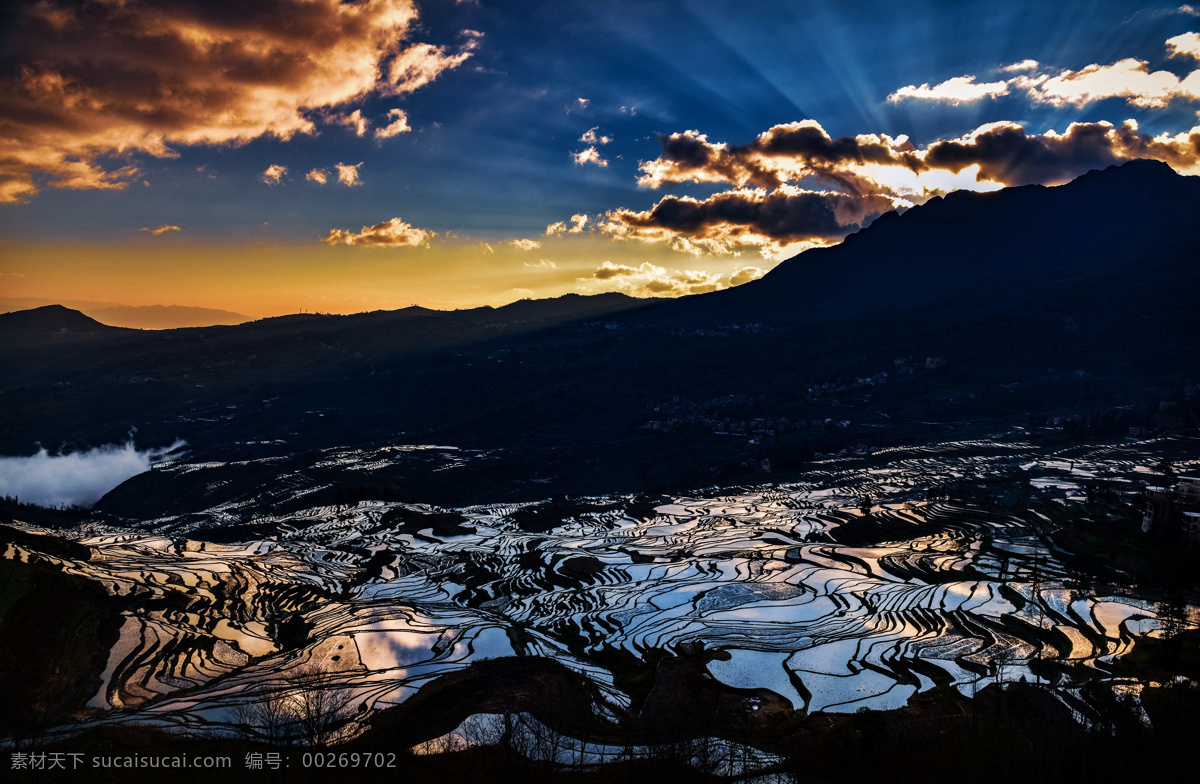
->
[[0, 159, 1196, 491]]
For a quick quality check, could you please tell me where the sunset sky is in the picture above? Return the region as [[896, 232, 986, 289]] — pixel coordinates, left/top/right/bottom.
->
[[2, 0, 1199, 321]]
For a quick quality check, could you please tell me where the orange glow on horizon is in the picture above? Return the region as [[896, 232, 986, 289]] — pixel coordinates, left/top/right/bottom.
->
[[0, 235, 776, 320]]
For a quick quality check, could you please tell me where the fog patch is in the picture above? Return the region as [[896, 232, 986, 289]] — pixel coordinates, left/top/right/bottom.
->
[[0, 440, 186, 509]]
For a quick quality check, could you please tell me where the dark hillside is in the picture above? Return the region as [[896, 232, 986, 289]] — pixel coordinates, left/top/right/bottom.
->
[[0, 161, 1196, 498]]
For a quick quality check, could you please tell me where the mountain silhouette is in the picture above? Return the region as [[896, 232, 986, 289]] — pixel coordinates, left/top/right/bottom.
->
[[1, 160, 1196, 501], [0, 305, 129, 338], [667, 158, 1199, 325]]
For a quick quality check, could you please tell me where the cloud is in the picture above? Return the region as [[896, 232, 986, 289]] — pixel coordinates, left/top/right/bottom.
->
[[387, 40, 477, 94], [508, 238, 541, 250], [375, 108, 411, 139], [887, 36, 1200, 110], [547, 215, 588, 234], [480, 242, 494, 253], [1167, 32, 1200, 60], [638, 113, 1200, 193], [261, 165, 287, 185], [321, 217, 434, 247], [586, 33, 1200, 262], [307, 168, 329, 185], [524, 259, 557, 269], [636, 122, 920, 193], [729, 266, 766, 286], [336, 162, 363, 186], [924, 118, 1200, 184], [0, 0, 477, 204], [0, 440, 185, 508], [335, 109, 369, 137], [998, 59, 1040, 73], [141, 225, 181, 236], [1026, 57, 1197, 108], [508, 288, 535, 298], [591, 261, 648, 280], [602, 110, 1200, 260], [602, 186, 889, 259], [580, 127, 612, 145], [572, 146, 608, 166], [888, 75, 1011, 104], [578, 260, 770, 298], [581, 261, 727, 298]]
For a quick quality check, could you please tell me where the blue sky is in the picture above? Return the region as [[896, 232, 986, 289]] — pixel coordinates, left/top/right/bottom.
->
[[1, 1, 1198, 316]]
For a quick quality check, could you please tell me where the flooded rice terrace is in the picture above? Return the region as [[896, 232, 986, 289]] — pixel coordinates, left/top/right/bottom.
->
[[4, 435, 1196, 759]]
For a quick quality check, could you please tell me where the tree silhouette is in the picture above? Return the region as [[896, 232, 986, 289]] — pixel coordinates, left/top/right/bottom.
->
[[236, 663, 361, 746]]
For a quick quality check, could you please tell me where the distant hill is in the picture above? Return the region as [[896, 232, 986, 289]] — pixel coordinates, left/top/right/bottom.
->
[[0, 305, 129, 338], [85, 304, 249, 330], [0, 300, 249, 329]]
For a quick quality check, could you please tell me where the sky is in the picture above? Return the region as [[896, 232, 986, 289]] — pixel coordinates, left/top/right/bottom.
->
[[1, 0, 1199, 321]]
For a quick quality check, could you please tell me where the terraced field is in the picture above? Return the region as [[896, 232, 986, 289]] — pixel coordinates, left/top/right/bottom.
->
[[2, 436, 1195, 758]]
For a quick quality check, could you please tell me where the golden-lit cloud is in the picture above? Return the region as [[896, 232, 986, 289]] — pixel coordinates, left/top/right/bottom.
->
[[141, 225, 181, 236], [583, 261, 723, 297], [579, 261, 768, 298], [375, 109, 412, 139], [508, 239, 542, 251], [524, 259, 557, 269], [999, 59, 1040, 73], [1167, 31, 1200, 60], [307, 169, 330, 185], [572, 146, 608, 167], [0, 0, 475, 203], [387, 41, 477, 94], [888, 75, 1011, 104], [321, 217, 434, 247], [261, 165, 288, 186], [546, 214, 589, 234], [580, 127, 612, 144], [336, 163, 364, 187], [729, 266, 766, 286], [335, 110, 369, 137]]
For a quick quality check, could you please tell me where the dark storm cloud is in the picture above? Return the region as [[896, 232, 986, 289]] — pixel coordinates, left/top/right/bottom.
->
[[603, 112, 1200, 258], [602, 187, 894, 256], [925, 120, 1200, 186], [637, 117, 1200, 195], [637, 122, 919, 193]]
